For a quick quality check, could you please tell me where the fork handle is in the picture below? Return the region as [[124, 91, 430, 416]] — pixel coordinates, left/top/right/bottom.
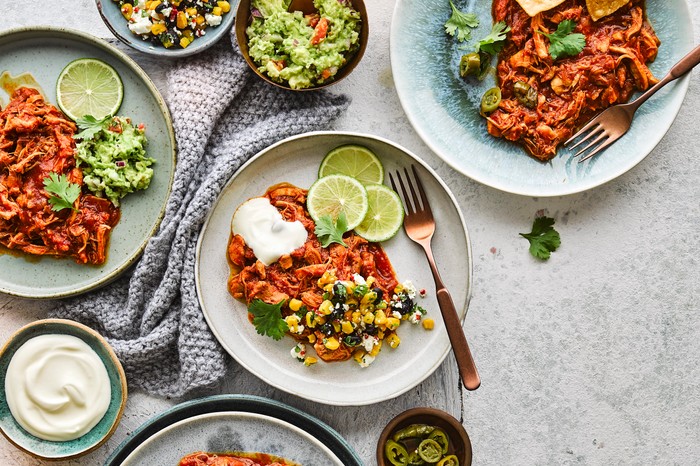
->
[[631, 43, 700, 110], [422, 244, 481, 391]]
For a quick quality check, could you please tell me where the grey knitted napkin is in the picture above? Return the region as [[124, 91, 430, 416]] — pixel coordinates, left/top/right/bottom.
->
[[51, 36, 350, 397]]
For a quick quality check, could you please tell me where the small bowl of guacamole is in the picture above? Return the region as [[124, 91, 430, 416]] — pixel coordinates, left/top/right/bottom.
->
[[235, 0, 368, 90]]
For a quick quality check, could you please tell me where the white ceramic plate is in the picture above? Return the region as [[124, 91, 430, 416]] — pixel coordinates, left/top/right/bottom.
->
[[391, 0, 693, 196], [0, 27, 175, 298], [196, 131, 473, 406], [121, 412, 343, 465]]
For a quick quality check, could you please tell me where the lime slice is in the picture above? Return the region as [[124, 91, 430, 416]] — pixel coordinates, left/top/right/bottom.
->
[[354, 184, 404, 242], [307, 174, 368, 230], [56, 58, 123, 121], [318, 145, 384, 185]]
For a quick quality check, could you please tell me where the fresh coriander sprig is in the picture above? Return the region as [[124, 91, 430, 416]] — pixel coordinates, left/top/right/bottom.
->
[[519, 216, 561, 260], [537, 19, 586, 61], [476, 21, 511, 55], [314, 212, 348, 248], [43, 172, 81, 212], [248, 299, 289, 341], [444, 0, 479, 42], [74, 114, 111, 140]]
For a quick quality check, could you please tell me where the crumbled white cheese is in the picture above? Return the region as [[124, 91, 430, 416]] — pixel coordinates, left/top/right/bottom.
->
[[129, 14, 154, 35], [358, 354, 375, 368], [353, 273, 366, 285], [402, 280, 417, 299], [205, 13, 222, 26], [361, 334, 378, 353], [392, 311, 402, 319], [409, 311, 422, 324], [290, 343, 306, 360]]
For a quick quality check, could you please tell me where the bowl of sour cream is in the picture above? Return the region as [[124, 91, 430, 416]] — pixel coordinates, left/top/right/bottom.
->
[[0, 319, 127, 460]]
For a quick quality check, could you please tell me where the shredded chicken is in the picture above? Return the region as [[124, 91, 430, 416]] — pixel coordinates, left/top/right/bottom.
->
[[488, 0, 660, 160], [227, 183, 399, 362], [0, 88, 119, 264], [179, 452, 287, 466]]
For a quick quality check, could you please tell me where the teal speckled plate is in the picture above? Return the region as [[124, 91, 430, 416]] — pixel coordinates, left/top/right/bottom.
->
[[0, 319, 127, 460], [390, 0, 692, 196], [0, 27, 175, 298]]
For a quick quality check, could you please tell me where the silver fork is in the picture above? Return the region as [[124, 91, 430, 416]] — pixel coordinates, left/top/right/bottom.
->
[[390, 165, 481, 391], [565, 43, 700, 162]]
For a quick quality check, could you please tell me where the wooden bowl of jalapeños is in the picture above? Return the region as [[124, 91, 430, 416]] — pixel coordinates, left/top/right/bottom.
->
[[377, 407, 472, 466]]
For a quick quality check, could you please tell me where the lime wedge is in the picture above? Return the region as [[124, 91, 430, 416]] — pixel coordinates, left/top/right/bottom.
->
[[354, 184, 404, 242], [307, 174, 368, 230], [56, 58, 123, 121], [318, 145, 384, 185]]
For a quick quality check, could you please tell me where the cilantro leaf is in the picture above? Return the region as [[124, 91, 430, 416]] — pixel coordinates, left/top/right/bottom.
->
[[476, 21, 511, 55], [444, 0, 479, 42], [248, 299, 289, 341], [43, 172, 81, 212], [538, 19, 586, 61], [314, 212, 348, 248], [74, 114, 111, 140], [519, 216, 561, 260]]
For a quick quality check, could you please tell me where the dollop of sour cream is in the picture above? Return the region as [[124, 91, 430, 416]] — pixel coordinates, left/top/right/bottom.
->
[[5, 334, 111, 442], [231, 197, 307, 266]]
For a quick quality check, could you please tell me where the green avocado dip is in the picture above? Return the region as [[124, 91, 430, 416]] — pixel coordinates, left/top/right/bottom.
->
[[74, 116, 155, 206], [246, 0, 362, 89]]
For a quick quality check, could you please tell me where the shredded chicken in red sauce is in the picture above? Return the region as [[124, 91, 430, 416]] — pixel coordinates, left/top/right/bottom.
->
[[0, 88, 119, 264], [227, 183, 399, 362], [486, 0, 660, 160], [179, 452, 289, 466]]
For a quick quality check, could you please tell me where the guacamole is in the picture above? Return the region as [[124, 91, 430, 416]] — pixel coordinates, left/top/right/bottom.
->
[[75, 116, 154, 206], [246, 0, 362, 89]]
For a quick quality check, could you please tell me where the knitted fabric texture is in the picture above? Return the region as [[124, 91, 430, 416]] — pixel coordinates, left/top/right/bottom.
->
[[51, 37, 350, 397]]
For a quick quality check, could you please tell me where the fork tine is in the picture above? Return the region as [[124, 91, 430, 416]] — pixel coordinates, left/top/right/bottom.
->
[[578, 136, 617, 162], [403, 167, 422, 212], [391, 171, 414, 215], [564, 114, 603, 146], [568, 124, 603, 151], [411, 165, 431, 212], [572, 132, 609, 158]]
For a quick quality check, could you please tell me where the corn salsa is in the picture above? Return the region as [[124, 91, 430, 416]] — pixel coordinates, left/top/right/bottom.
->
[[114, 0, 232, 49]]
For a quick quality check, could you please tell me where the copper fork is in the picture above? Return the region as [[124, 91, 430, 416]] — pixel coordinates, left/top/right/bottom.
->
[[565, 43, 700, 162], [389, 165, 480, 391]]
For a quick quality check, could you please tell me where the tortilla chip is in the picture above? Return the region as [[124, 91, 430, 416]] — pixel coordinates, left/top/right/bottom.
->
[[515, 0, 567, 16], [586, 0, 632, 21]]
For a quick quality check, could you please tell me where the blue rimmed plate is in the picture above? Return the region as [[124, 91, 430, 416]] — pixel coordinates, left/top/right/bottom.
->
[[105, 395, 362, 466], [0, 319, 127, 460], [0, 27, 175, 298], [391, 0, 693, 196]]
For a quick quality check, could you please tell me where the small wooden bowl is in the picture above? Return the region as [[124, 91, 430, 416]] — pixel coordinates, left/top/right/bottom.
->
[[235, 0, 368, 91], [377, 407, 472, 466], [0, 319, 127, 460]]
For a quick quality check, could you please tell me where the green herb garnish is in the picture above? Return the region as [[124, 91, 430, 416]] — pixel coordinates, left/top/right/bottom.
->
[[538, 19, 586, 61], [43, 172, 81, 212], [314, 212, 348, 248], [248, 299, 289, 341], [520, 216, 561, 260], [74, 114, 111, 140], [444, 0, 479, 42], [476, 21, 511, 55]]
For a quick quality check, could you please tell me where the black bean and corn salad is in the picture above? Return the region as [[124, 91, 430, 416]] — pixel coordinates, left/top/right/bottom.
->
[[289, 271, 433, 367], [114, 0, 232, 49]]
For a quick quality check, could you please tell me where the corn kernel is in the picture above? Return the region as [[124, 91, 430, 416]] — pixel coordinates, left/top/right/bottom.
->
[[319, 300, 333, 315], [369, 339, 383, 357], [341, 321, 354, 334], [351, 312, 361, 324], [387, 333, 401, 349], [305, 312, 316, 328], [146, 1, 160, 10], [353, 350, 366, 363], [195, 15, 205, 26], [366, 276, 376, 286], [324, 337, 340, 351], [217, 1, 231, 12], [176, 11, 188, 29], [179, 37, 191, 48], [120, 3, 133, 20], [307, 333, 316, 343], [377, 330, 385, 339], [318, 270, 336, 286], [324, 283, 333, 292], [316, 316, 326, 325], [386, 317, 401, 331], [211, 6, 223, 15], [304, 356, 318, 366], [186, 7, 198, 16], [422, 318, 435, 330], [289, 299, 303, 312], [150, 22, 166, 35], [332, 321, 341, 333], [374, 310, 387, 325], [362, 312, 374, 325]]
